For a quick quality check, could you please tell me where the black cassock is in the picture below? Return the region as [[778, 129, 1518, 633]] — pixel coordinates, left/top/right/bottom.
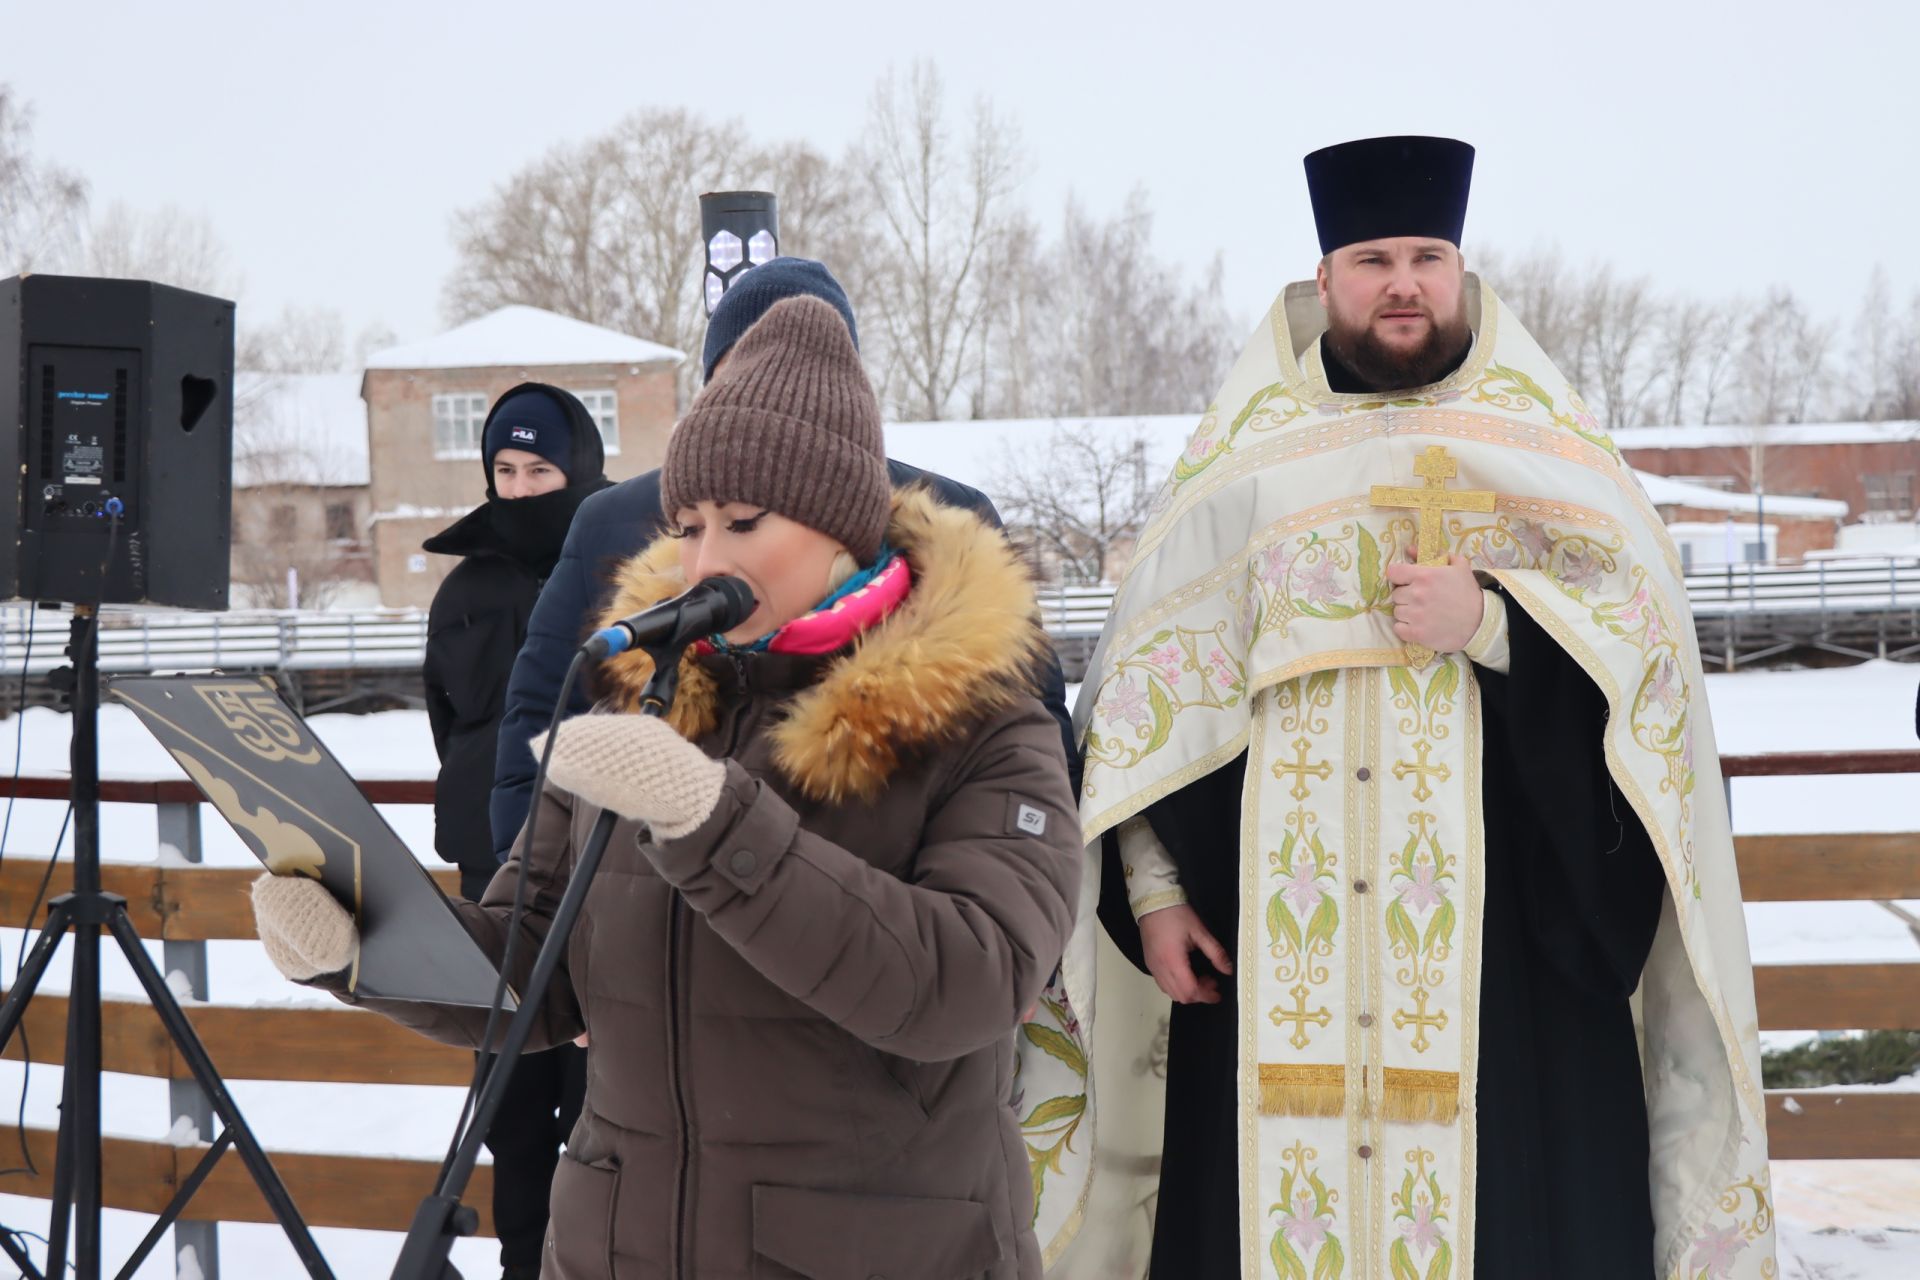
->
[[1097, 594, 1671, 1279]]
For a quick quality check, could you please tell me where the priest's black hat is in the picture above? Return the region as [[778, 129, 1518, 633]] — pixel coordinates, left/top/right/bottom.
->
[[1304, 136, 1475, 255]]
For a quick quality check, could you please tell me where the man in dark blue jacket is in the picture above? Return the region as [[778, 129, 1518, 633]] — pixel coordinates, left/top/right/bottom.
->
[[490, 257, 1077, 864]]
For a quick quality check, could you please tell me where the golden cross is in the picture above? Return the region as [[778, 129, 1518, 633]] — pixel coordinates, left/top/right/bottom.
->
[[1370, 444, 1497, 667], [1270, 983, 1334, 1050], [1392, 740, 1452, 803], [1393, 986, 1450, 1053], [1271, 735, 1333, 801]]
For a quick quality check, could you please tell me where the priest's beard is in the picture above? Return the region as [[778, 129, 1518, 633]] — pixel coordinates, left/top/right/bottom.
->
[[1324, 294, 1473, 392]]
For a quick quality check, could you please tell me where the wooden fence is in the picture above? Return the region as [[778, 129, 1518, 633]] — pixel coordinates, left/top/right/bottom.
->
[[0, 754, 1914, 1261]]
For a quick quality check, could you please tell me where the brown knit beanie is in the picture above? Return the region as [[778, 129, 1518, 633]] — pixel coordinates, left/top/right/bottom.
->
[[661, 296, 890, 564]]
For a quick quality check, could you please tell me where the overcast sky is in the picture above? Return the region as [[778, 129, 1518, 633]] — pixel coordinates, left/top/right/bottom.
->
[[7, 0, 1915, 357]]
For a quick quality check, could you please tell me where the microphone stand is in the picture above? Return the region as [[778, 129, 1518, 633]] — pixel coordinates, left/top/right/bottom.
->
[[390, 647, 683, 1280]]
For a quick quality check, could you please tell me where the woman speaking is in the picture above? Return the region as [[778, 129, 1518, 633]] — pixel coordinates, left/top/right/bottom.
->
[[251, 296, 1082, 1279]]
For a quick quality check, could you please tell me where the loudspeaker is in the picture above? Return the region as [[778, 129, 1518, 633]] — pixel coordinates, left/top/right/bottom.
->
[[0, 274, 235, 609]]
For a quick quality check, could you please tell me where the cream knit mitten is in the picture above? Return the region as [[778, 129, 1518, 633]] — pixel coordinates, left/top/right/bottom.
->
[[251, 873, 358, 981], [535, 714, 727, 840]]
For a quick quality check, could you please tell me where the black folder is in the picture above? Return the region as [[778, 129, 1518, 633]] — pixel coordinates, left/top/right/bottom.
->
[[110, 674, 514, 1009]]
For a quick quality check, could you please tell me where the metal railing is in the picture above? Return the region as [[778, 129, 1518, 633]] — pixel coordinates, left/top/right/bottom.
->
[[3, 557, 1916, 681], [0, 609, 430, 676]]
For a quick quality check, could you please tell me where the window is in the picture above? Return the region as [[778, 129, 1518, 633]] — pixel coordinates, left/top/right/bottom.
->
[[432, 393, 490, 458], [269, 504, 298, 542], [1863, 472, 1915, 517], [325, 502, 355, 542], [568, 389, 620, 455]]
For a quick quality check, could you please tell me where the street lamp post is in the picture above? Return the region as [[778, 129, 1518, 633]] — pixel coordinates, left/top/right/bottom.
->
[[700, 191, 780, 315]]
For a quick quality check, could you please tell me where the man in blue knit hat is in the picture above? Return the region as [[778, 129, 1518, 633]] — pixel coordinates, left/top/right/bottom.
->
[[487, 255, 1077, 871], [699, 257, 857, 380]]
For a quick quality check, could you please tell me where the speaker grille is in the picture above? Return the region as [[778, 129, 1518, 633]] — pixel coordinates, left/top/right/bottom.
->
[[113, 368, 129, 482], [37, 363, 54, 480]]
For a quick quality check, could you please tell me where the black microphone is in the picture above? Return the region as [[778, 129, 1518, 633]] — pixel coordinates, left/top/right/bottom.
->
[[581, 576, 757, 661]]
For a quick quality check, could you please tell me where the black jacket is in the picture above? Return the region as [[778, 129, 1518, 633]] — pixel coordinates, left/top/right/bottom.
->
[[423, 384, 609, 875], [488, 461, 1080, 863]]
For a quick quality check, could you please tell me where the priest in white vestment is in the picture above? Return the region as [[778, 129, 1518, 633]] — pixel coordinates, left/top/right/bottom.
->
[[1019, 136, 1776, 1280]]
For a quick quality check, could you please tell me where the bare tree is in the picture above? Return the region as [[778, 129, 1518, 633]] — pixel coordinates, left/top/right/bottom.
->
[[1654, 298, 1710, 425], [1583, 267, 1663, 428], [229, 495, 356, 610], [0, 86, 87, 274], [444, 109, 751, 400], [353, 321, 400, 369], [856, 61, 1026, 420], [968, 210, 1044, 418], [240, 304, 349, 373], [1844, 266, 1920, 422], [1889, 290, 1920, 421], [991, 423, 1157, 584], [1691, 302, 1744, 425], [83, 201, 239, 296], [1738, 287, 1832, 424], [989, 191, 1236, 420], [745, 139, 870, 289], [1471, 245, 1582, 375]]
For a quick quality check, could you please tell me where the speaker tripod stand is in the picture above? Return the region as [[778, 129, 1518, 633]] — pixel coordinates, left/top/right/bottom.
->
[[0, 609, 332, 1280]]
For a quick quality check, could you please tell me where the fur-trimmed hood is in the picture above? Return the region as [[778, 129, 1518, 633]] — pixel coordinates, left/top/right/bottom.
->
[[595, 487, 1046, 803]]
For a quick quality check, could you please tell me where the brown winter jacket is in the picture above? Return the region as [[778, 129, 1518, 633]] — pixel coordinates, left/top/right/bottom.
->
[[355, 489, 1082, 1279]]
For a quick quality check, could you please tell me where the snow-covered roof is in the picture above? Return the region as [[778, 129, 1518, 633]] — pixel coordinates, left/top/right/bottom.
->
[[364, 305, 684, 371], [884, 413, 1848, 522], [1614, 420, 1919, 450], [1631, 470, 1847, 520], [1806, 520, 1920, 560], [233, 371, 368, 487]]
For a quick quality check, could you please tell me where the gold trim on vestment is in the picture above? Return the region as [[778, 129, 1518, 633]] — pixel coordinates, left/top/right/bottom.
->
[[1237, 706, 1268, 1280], [1455, 672, 1486, 1275], [1257, 1063, 1349, 1118], [1129, 408, 1639, 573], [1255, 1064, 1463, 1124], [1080, 727, 1251, 845], [1130, 889, 1188, 918]]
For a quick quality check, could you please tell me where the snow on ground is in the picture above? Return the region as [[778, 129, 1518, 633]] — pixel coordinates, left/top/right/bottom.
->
[[0, 664, 1913, 1276]]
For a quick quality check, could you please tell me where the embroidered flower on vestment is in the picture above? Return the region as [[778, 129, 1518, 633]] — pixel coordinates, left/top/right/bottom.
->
[[1515, 520, 1555, 566], [1688, 1223, 1749, 1278], [1279, 859, 1325, 916], [1100, 674, 1152, 729], [1296, 557, 1344, 606], [1646, 657, 1681, 715], [1559, 543, 1604, 592], [1397, 862, 1444, 913], [1480, 538, 1523, 571], [1279, 1191, 1330, 1250], [1208, 648, 1235, 682], [1399, 1200, 1445, 1256], [1258, 544, 1300, 588], [1147, 644, 1183, 682]]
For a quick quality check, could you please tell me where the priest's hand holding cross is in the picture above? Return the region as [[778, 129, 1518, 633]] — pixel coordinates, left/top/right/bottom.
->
[[1373, 444, 1498, 662], [1385, 553, 1485, 653]]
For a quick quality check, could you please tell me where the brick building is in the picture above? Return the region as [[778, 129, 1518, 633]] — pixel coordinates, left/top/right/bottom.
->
[[1616, 420, 1920, 560], [231, 371, 376, 609], [360, 307, 684, 609]]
